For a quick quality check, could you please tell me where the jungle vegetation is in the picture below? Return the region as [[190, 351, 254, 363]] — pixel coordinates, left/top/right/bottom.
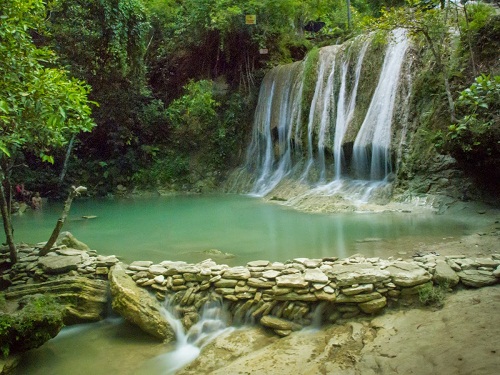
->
[[1, 0, 499, 200]]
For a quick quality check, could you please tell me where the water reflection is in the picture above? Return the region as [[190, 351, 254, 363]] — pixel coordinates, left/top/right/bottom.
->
[[10, 194, 469, 265]]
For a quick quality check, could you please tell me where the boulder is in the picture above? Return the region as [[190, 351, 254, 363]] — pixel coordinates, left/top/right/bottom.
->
[[38, 255, 82, 274], [56, 231, 90, 251], [109, 263, 175, 341], [433, 260, 459, 287], [0, 294, 64, 357], [5, 276, 108, 324]]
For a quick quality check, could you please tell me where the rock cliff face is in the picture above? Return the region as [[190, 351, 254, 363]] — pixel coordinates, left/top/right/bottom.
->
[[108, 263, 175, 341]]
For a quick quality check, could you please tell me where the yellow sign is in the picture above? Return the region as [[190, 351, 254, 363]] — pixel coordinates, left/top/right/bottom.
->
[[245, 15, 256, 25]]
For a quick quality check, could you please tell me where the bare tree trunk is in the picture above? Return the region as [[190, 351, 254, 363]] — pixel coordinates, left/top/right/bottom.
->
[[0, 168, 17, 264], [462, 3, 478, 76], [40, 186, 87, 256], [59, 134, 75, 185], [421, 27, 457, 123]]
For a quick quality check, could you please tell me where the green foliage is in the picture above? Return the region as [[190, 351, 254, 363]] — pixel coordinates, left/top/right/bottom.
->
[[167, 80, 220, 150], [418, 282, 448, 308], [132, 151, 190, 187], [460, 1, 496, 35], [0, 0, 96, 163], [441, 74, 500, 155], [48, 0, 150, 87], [0, 294, 64, 358]]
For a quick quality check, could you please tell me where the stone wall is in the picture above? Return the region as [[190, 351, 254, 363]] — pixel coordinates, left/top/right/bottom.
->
[[2, 236, 499, 338], [125, 253, 500, 336]]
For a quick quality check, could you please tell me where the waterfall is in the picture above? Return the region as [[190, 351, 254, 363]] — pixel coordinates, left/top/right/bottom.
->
[[301, 46, 339, 183], [352, 29, 409, 181], [334, 39, 370, 180], [138, 300, 233, 374], [247, 62, 304, 196], [239, 29, 411, 205]]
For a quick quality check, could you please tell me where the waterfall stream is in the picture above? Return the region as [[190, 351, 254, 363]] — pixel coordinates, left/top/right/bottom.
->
[[352, 28, 409, 181], [137, 299, 233, 374], [240, 29, 411, 205]]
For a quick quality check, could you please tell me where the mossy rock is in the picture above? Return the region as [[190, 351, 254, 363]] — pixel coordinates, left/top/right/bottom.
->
[[0, 294, 64, 358]]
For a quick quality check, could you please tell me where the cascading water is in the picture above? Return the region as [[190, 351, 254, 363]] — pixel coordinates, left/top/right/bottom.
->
[[239, 29, 411, 205], [137, 299, 233, 374], [352, 28, 409, 181], [334, 39, 370, 180], [246, 62, 304, 196], [302, 46, 340, 183]]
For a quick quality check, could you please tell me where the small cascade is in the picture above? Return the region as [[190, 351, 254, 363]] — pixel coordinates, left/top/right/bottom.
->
[[139, 300, 233, 374], [238, 29, 412, 206]]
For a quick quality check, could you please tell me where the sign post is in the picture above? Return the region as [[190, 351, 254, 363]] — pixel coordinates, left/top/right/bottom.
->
[[245, 15, 257, 25]]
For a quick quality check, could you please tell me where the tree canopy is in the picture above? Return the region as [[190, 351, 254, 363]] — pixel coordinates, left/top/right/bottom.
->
[[0, 0, 498, 200], [0, 0, 96, 263]]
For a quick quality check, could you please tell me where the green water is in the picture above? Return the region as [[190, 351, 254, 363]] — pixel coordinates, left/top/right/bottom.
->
[[10, 194, 469, 265], [9, 194, 475, 375]]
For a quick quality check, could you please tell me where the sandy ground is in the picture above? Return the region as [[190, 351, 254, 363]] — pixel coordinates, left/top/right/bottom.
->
[[178, 203, 500, 375]]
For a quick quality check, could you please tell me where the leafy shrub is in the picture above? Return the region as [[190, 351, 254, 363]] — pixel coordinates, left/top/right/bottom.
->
[[167, 80, 220, 151], [441, 74, 500, 157], [418, 282, 448, 308]]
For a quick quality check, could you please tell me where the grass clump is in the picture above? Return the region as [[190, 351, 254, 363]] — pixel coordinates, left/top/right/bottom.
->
[[418, 282, 449, 308]]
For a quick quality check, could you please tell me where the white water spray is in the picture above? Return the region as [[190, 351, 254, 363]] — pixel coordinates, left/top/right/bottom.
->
[[352, 29, 409, 181], [239, 29, 411, 204], [138, 300, 233, 374]]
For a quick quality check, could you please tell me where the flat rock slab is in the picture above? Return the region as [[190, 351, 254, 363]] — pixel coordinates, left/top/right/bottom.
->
[[223, 267, 251, 280], [260, 316, 302, 332], [434, 260, 460, 287], [457, 270, 498, 288], [329, 264, 390, 286], [38, 255, 82, 274], [56, 249, 87, 256], [386, 262, 432, 287], [304, 268, 328, 283], [276, 274, 308, 288]]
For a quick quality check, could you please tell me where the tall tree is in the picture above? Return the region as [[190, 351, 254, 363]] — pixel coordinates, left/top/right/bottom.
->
[[0, 0, 96, 263]]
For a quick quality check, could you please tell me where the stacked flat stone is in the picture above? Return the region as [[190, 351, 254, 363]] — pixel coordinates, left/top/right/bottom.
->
[[0, 243, 119, 287], [124, 254, 500, 336], [412, 253, 500, 288]]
